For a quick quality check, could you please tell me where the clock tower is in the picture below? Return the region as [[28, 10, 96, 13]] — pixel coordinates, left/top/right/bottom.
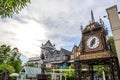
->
[[79, 10, 112, 60], [81, 22, 107, 54], [74, 10, 120, 80], [81, 11, 108, 55]]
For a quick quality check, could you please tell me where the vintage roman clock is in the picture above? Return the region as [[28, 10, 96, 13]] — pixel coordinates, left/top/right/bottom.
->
[[81, 22, 107, 54], [87, 36, 100, 49]]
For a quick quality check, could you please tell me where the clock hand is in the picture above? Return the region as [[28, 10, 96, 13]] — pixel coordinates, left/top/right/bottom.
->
[[90, 38, 96, 47]]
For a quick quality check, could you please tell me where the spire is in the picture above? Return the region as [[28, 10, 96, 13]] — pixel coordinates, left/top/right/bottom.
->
[[80, 25, 83, 31], [99, 17, 105, 27], [91, 10, 95, 23], [99, 17, 103, 24]]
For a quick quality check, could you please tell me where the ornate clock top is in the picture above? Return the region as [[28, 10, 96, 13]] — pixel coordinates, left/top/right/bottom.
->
[[83, 22, 101, 33]]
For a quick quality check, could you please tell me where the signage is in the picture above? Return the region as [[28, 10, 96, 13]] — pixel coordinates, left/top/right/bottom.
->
[[80, 51, 111, 60]]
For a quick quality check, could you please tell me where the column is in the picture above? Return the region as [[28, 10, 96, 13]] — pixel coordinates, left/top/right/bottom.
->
[[75, 61, 81, 80], [109, 58, 115, 80], [89, 65, 94, 80], [114, 57, 120, 79], [60, 74, 62, 80], [65, 75, 66, 80], [106, 5, 120, 64]]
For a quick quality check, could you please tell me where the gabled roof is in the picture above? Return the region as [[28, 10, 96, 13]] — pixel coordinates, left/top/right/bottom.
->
[[60, 48, 71, 56], [71, 45, 77, 52], [72, 45, 77, 51], [54, 50, 60, 54], [41, 40, 55, 50], [79, 42, 82, 48], [43, 40, 53, 47]]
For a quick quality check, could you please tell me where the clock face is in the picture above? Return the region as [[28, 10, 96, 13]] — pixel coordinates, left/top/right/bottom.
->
[[87, 36, 100, 49]]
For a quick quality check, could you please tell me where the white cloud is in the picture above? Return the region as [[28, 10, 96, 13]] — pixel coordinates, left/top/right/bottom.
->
[[0, 18, 48, 58], [0, 0, 120, 58]]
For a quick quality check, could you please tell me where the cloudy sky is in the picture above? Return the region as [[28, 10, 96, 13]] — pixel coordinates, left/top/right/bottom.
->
[[0, 0, 120, 59]]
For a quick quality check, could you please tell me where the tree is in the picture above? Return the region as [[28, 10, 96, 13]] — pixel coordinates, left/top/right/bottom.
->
[[0, 45, 11, 64], [0, 45, 22, 73], [7, 48, 22, 73], [0, 64, 15, 74], [0, 64, 16, 80], [109, 36, 117, 54], [0, 0, 30, 18]]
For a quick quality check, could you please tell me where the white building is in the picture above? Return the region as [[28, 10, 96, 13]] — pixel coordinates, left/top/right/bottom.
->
[[28, 40, 71, 67]]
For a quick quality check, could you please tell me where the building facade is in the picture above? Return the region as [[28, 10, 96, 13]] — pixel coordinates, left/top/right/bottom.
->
[[28, 40, 71, 67], [41, 40, 71, 67]]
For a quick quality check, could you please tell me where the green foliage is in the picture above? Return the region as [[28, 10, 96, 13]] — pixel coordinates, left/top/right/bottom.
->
[[0, 45, 11, 64], [70, 64, 74, 69], [54, 65, 60, 69], [0, 64, 15, 74], [94, 65, 103, 75], [45, 68, 52, 72], [0, 45, 22, 74], [109, 36, 117, 54], [94, 65, 110, 76], [7, 58, 22, 73], [63, 66, 69, 69], [25, 62, 36, 67], [62, 70, 75, 78], [7, 48, 22, 73], [0, 0, 30, 18], [81, 64, 88, 69]]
